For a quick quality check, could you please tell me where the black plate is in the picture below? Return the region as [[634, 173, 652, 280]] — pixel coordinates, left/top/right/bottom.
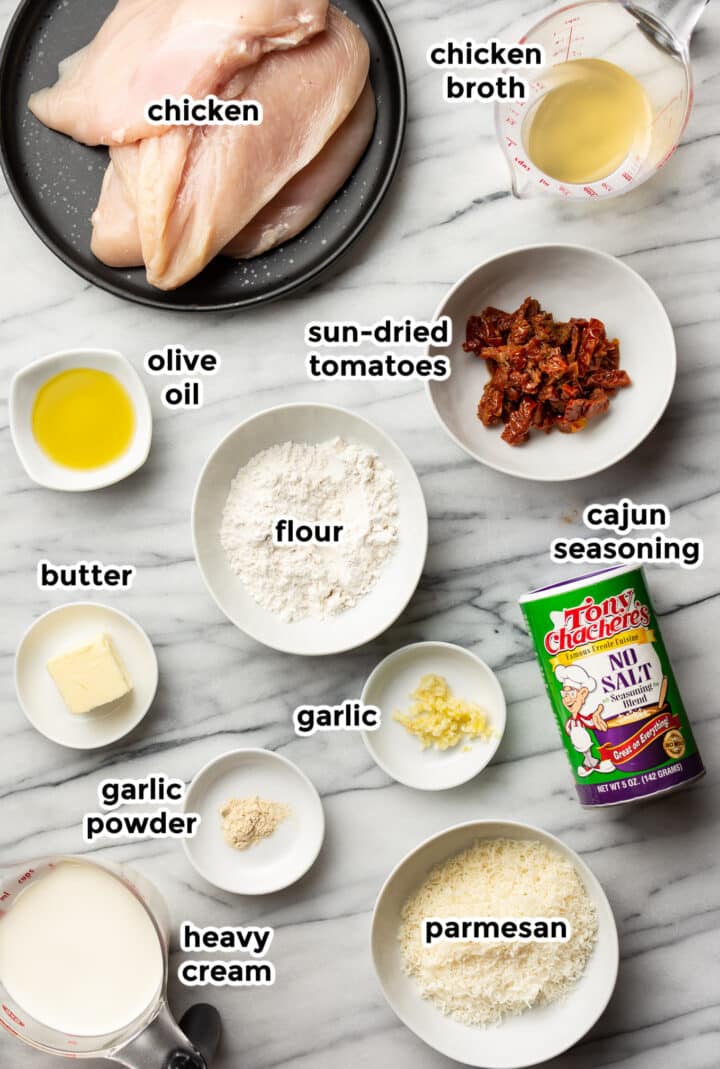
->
[[0, 0, 406, 311]]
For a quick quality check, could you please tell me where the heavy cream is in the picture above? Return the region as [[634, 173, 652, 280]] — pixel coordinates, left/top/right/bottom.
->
[[0, 861, 164, 1037]]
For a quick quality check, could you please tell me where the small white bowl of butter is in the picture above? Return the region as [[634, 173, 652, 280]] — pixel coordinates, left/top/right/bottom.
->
[[15, 602, 158, 749]]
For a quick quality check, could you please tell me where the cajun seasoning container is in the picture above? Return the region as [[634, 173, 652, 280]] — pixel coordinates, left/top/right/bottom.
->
[[520, 564, 705, 807]]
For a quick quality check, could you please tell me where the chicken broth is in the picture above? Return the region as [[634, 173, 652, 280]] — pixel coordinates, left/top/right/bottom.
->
[[524, 59, 653, 185]]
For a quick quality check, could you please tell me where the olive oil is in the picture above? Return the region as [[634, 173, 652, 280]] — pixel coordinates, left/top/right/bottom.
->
[[526, 59, 652, 184], [32, 368, 134, 470]]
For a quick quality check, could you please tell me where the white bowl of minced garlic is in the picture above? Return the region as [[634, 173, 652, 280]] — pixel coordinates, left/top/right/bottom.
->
[[361, 642, 506, 790]]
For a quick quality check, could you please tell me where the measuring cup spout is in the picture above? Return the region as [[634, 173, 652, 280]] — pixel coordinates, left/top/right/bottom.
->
[[110, 1002, 208, 1069], [622, 0, 708, 53], [510, 170, 530, 200]]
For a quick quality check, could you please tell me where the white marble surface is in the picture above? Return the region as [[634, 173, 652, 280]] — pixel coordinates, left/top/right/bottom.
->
[[1, 1, 719, 1067]]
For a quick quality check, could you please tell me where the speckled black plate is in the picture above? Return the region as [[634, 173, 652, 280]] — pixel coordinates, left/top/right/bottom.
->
[[0, 0, 406, 311]]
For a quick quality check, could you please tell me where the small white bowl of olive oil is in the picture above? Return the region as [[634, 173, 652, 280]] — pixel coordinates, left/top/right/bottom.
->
[[10, 349, 152, 491]]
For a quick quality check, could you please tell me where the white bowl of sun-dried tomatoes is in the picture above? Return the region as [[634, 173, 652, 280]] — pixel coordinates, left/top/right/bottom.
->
[[427, 244, 676, 481]]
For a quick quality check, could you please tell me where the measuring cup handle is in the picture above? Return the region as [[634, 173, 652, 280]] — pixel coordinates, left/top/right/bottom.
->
[[162, 1054, 207, 1069], [624, 0, 708, 50], [177, 1004, 222, 1067], [111, 1001, 218, 1069]]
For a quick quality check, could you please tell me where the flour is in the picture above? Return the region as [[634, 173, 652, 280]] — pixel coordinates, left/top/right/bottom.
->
[[220, 438, 399, 621]]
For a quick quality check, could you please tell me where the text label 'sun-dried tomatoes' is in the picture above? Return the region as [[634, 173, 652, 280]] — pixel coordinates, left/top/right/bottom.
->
[[463, 297, 632, 446]]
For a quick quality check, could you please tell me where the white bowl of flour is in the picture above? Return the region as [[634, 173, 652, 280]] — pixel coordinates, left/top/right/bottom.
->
[[192, 403, 428, 655]]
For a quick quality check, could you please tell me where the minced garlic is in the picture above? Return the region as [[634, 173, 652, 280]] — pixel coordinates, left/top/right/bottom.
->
[[393, 674, 492, 751]]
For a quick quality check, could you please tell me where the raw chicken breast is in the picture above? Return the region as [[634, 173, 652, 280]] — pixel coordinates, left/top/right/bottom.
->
[[28, 0, 329, 146], [91, 79, 376, 267], [226, 78, 376, 258], [91, 163, 143, 268], [111, 5, 369, 289]]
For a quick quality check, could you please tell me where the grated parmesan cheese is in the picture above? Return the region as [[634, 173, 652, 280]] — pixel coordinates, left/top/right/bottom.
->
[[398, 838, 598, 1026]]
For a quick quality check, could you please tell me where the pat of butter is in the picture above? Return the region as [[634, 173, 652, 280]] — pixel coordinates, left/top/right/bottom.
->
[[47, 633, 132, 715]]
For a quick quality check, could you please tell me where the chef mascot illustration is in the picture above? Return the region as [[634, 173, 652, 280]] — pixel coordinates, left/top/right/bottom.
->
[[555, 664, 616, 777]]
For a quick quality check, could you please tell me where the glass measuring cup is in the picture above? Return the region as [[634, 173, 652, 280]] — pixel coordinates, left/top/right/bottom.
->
[[0, 856, 211, 1067], [496, 0, 708, 199]]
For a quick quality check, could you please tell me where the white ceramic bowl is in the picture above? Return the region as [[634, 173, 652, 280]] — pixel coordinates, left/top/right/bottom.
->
[[9, 348, 152, 491], [427, 245, 676, 481], [361, 642, 506, 790], [372, 820, 619, 1068], [192, 403, 428, 656], [15, 602, 158, 749], [183, 749, 325, 895]]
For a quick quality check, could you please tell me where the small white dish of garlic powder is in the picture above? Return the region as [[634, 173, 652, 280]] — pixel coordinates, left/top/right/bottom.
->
[[192, 402, 428, 656]]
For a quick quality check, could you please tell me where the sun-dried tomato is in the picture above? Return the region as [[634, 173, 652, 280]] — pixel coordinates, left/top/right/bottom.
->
[[463, 297, 631, 447]]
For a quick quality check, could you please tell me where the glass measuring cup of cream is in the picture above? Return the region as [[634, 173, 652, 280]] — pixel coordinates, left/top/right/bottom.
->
[[496, 0, 707, 199], [0, 857, 206, 1067]]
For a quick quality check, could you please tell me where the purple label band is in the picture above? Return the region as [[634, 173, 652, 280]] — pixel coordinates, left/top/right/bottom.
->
[[577, 752, 706, 806]]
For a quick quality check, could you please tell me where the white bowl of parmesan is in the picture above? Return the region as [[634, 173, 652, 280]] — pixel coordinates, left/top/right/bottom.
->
[[371, 820, 618, 1067]]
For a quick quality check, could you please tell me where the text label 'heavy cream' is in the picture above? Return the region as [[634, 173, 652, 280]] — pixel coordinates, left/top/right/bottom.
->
[[178, 922, 276, 988]]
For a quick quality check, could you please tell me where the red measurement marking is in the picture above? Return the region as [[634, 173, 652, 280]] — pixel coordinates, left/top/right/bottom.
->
[[601, 182, 613, 192], [565, 23, 574, 60], [652, 94, 681, 127], [17, 870, 34, 885], [514, 157, 531, 171], [506, 137, 518, 148], [539, 178, 550, 187], [584, 186, 598, 197], [3, 1006, 25, 1028], [622, 172, 634, 182], [0, 891, 10, 902]]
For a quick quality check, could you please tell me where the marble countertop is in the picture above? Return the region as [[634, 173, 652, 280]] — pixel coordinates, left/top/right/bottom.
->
[[1, 0, 718, 1067]]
